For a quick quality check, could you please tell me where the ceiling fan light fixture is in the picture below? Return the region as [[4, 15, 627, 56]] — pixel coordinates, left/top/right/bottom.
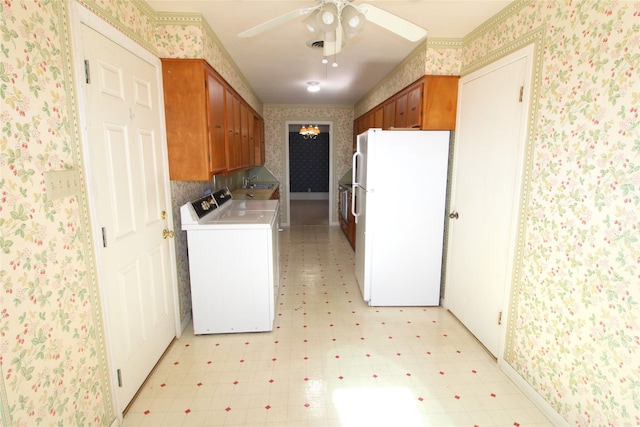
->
[[341, 4, 365, 38], [304, 10, 320, 33], [316, 3, 339, 32]]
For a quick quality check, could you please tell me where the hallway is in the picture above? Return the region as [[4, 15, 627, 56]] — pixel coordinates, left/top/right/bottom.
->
[[123, 226, 550, 426], [289, 200, 329, 226]]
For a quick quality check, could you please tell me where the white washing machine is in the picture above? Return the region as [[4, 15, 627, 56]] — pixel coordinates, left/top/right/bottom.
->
[[181, 188, 280, 334]]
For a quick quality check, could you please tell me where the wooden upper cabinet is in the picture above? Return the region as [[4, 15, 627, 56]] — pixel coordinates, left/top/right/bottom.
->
[[373, 107, 384, 128], [382, 100, 395, 129], [162, 58, 225, 180], [358, 75, 459, 133], [394, 92, 408, 128], [233, 94, 242, 169], [162, 58, 265, 180], [253, 116, 265, 166], [248, 113, 255, 167], [422, 76, 459, 130], [206, 70, 227, 174], [406, 83, 423, 128], [240, 102, 250, 168], [225, 91, 244, 172]]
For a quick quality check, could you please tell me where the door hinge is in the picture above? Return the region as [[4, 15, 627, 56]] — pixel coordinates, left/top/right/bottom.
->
[[101, 227, 107, 248], [117, 368, 123, 387], [84, 60, 91, 84], [497, 311, 503, 325], [518, 86, 524, 103]]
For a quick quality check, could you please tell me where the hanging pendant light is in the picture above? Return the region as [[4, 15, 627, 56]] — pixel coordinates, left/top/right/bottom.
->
[[299, 125, 320, 139]]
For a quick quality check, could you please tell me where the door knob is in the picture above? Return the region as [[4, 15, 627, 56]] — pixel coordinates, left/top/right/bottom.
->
[[449, 212, 459, 219], [162, 229, 174, 239]]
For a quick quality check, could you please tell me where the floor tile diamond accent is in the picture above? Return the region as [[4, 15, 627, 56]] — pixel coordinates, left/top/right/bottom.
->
[[123, 226, 552, 427]]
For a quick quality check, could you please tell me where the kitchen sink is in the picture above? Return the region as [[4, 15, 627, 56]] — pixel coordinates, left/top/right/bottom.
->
[[250, 183, 275, 189]]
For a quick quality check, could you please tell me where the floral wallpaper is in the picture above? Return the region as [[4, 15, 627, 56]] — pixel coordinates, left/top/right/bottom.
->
[[468, 1, 640, 424], [2, 0, 638, 425], [0, 1, 115, 425]]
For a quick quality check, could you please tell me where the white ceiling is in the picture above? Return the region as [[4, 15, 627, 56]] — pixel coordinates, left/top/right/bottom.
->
[[146, 1, 512, 105]]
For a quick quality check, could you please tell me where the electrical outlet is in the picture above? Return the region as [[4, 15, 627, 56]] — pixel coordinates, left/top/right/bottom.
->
[[44, 169, 82, 199]]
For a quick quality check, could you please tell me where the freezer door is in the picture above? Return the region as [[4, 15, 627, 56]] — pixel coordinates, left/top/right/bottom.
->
[[353, 185, 369, 301]]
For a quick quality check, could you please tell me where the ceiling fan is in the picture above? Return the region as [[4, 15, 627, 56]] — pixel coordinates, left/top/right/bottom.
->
[[238, 0, 427, 57]]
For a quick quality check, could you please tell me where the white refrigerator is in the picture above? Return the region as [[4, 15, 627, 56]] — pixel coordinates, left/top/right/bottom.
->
[[351, 129, 450, 306]]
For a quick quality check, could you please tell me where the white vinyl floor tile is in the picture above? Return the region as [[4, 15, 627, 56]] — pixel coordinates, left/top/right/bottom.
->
[[123, 226, 552, 426]]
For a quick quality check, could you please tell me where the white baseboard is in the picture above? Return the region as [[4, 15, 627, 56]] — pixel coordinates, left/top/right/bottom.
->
[[290, 192, 329, 200], [499, 359, 569, 426]]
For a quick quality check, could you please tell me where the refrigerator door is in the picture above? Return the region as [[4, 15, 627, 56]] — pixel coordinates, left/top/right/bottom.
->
[[353, 130, 369, 300], [360, 129, 450, 306], [353, 184, 368, 300]]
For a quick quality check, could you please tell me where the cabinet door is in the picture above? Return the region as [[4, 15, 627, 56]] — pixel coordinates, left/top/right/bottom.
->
[[423, 76, 460, 130], [225, 90, 239, 171], [406, 83, 423, 128], [233, 94, 242, 168], [248, 112, 255, 166], [240, 102, 250, 167], [206, 69, 227, 174], [373, 107, 384, 128], [161, 59, 210, 180], [394, 92, 408, 128], [382, 100, 395, 129], [253, 115, 264, 166]]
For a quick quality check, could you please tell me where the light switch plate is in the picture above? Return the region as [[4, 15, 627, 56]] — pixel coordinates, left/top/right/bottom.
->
[[44, 169, 82, 199]]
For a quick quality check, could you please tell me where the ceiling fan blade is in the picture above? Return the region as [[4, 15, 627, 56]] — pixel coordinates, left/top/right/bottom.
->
[[357, 4, 427, 42], [238, 5, 321, 38]]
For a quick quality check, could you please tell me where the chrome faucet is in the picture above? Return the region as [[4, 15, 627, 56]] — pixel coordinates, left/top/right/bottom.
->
[[243, 175, 258, 189]]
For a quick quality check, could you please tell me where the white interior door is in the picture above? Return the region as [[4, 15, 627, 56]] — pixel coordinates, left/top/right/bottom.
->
[[80, 24, 177, 409], [445, 46, 533, 357]]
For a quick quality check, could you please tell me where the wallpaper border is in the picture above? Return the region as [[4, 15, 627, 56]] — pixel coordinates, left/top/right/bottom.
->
[[69, 2, 123, 422], [426, 38, 463, 49], [461, 25, 545, 76], [492, 27, 546, 364], [78, 0, 157, 55], [463, 0, 533, 46]]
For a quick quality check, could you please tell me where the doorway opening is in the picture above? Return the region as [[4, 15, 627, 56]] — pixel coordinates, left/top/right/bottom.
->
[[286, 122, 332, 226]]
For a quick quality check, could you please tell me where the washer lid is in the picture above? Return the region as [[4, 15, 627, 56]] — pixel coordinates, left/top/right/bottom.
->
[[196, 209, 275, 229], [229, 199, 279, 211]]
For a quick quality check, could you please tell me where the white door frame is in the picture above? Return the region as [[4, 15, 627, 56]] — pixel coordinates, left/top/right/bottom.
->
[[444, 43, 534, 360], [70, 1, 181, 420], [284, 120, 335, 226]]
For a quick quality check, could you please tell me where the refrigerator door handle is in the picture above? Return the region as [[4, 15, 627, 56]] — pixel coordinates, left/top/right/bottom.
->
[[351, 151, 362, 222], [352, 151, 360, 186], [351, 185, 359, 223]]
